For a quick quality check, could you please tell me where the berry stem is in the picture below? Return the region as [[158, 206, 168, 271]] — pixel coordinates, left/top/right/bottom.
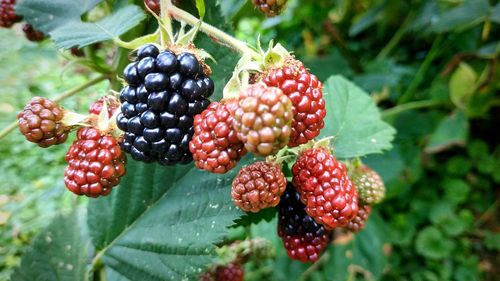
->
[[160, 0, 174, 46], [166, 4, 260, 58], [0, 75, 108, 141]]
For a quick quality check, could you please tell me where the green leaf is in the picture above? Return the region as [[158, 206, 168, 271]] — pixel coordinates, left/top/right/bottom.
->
[[10, 210, 88, 281], [320, 75, 396, 159], [415, 227, 454, 260], [16, 0, 101, 33], [50, 6, 146, 49], [16, 0, 146, 49], [88, 160, 244, 281], [429, 0, 491, 33], [449, 62, 478, 108], [323, 211, 388, 281], [196, 0, 205, 19], [425, 110, 468, 153]]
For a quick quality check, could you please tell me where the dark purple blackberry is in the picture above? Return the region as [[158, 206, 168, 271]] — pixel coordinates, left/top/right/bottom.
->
[[277, 183, 331, 262], [117, 44, 214, 165], [278, 183, 327, 237]]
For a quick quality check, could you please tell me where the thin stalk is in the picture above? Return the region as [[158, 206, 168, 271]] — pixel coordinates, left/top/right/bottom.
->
[[376, 11, 414, 60], [381, 100, 442, 119], [160, 0, 174, 46], [0, 75, 108, 141], [398, 35, 445, 104], [167, 5, 260, 58]]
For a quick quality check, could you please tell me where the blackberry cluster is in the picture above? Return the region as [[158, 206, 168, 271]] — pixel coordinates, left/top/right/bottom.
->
[[0, 0, 21, 28], [117, 44, 214, 165], [278, 183, 330, 262]]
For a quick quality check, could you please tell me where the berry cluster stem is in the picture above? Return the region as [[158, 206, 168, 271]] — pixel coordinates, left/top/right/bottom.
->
[[166, 4, 260, 58]]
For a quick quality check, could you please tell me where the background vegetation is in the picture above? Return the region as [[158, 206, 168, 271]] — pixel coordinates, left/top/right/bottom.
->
[[0, 0, 499, 280]]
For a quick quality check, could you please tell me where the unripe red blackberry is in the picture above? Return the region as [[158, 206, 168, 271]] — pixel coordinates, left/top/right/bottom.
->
[[17, 97, 70, 148], [0, 0, 21, 28], [144, 0, 160, 14], [351, 164, 386, 205], [215, 263, 244, 281], [231, 161, 286, 212], [22, 24, 45, 42], [345, 204, 371, 232], [292, 147, 358, 229], [190, 100, 246, 174], [64, 127, 126, 197], [233, 83, 293, 156], [117, 44, 214, 165], [252, 0, 288, 17], [278, 184, 330, 262], [260, 57, 326, 147], [89, 95, 121, 118]]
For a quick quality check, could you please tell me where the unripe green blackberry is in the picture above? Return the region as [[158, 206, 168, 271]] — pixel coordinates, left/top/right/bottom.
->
[[351, 165, 385, 205]]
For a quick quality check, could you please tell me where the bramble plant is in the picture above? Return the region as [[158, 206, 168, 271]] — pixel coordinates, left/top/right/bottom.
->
[[1, 0, 498, 281]]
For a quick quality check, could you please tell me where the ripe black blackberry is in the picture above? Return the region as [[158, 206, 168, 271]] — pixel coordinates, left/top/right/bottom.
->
[[278, 183, 330, 262], [0, 0, 21, 28], [117, 44, 214, 165]]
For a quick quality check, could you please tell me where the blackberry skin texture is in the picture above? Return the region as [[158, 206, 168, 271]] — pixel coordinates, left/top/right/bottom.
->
[[0, 0, 21, 28], [252, 0, 288, 17], [23, 24, 45, 42], [231, 161, 286, 212], [233, 83, 293, 156], [345, 204, 371, 233], [64, 127, 126, 197], [215, 263, 244, 281], [17, 97, 69, 147], [190, 99, 246, 174], [278, 183, 330, 262], [292, 147, 358, 229], [117, 44, 214, 165], [351, 164, 386, 205], [261, 57, 326, 147]]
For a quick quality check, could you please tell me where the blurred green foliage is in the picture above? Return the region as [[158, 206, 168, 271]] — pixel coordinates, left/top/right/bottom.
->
[[0, 28, 107, 280], [1, 0, 499, 280]]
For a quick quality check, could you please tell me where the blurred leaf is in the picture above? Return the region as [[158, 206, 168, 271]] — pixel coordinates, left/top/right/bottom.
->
[[484, 232, 500, 250], [88, 160, 244, 280], [16, 0, 145, 49], [415, 227, 454, 260], [196, 0, 205, 18], [217, 0, 245, 19], [321, 75, 396, 159], [490, 2, 500, 24], [443, 179, 470, 205], [425, 110, 468, 153], [10, 209, 88, 281], [449, 62, 477, 108], [429, 0, 491, 33], [349, 1, 387, 36]]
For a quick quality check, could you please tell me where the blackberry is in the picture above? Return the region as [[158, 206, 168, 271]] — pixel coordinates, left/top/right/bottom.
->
[[0, 0, 21, 28], [23, 24, 45, 42], [278, 183, 330, 262], [117, 44, 214, 165]]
